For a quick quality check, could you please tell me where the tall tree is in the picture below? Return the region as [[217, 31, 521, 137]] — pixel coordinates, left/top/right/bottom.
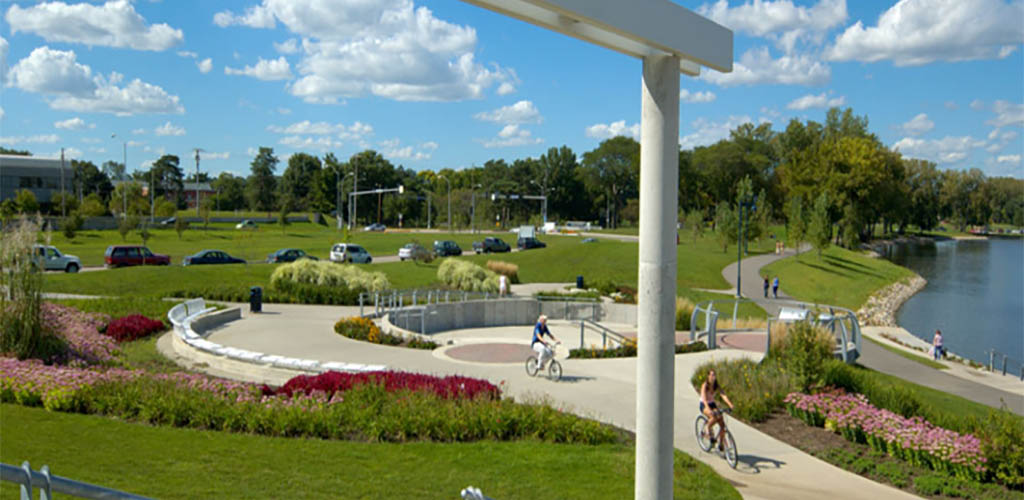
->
[[786, 194, 806, 257], [246, 147, 278, 213], [539, 145, 587, 220], [714, 202, 737, 252], [211, 172, 246, 211], [807, 192, 832, 259], [279, 152, 322, 210], [580, 136, 639, 229], [150, 154, 184, 207], [71, 160, 113, 203]]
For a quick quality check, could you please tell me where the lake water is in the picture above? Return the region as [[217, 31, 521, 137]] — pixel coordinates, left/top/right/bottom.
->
[[882, 237, 1024, 369]]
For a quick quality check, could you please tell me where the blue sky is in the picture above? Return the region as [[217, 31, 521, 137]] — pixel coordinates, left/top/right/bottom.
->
[[2, 0, 1022, 179]]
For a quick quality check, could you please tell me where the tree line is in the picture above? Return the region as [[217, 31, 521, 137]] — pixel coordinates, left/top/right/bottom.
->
[[3, 107, 1022, 243]]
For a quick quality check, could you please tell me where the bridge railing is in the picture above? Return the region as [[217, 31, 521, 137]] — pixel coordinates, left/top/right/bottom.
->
[[2, 461, 151, 500]]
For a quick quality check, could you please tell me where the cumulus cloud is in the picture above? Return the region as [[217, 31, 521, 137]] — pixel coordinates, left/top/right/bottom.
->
[[899, 113, 935, 136], [378, 138, 433, 160], [481, 124, 542, 148], [826, 0, 1024, 66], [970, 99, 986, 111], [585, 120, 640, 140], [701, 46, 830, 86], [786, 92, 845, 110], [6, 47, 183, 115], [680, 89, 716, 103], [944, 101, 958, 110], [54, 117, 91, 130], [697, 0, 847, 52], [225, 56, 292, 81], [197, 58, 213, 74], [0, 134, 59, 144], [474, 100, 542, 124], [214, 0, 516, 102], [267, 120, 373, 140], [203, 151, 231, 160], [279, 135, 341, 150], [893, 135, 986, 164], [680, 115, 754, 150], [497, 82, 516, 95], [6, 0, 183, 51], [274, 38, 300, 54], [996, 154, 1021, 164], [154, 121, 185, 136], [987, 100, 1024, 128]]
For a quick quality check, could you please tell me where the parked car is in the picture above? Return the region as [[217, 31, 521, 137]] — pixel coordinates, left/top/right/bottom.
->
[[235, 219, 257, 229], [517, 236, 547, 250], [472, 237, 511, 254], [267, 248, 318, 263], [330, 243, 373, 263], [182, 250, 246, 266], [159, 217, 176, 226], [433, 240, 462, 257], [397, 243, 428, 261], [363, 223, 386, 232], [33, 245, 81, 273], [104, 245, 171, 268]]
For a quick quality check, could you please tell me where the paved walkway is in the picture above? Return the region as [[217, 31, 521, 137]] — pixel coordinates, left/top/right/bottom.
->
[[720, 248, 1023, 415], [159, 303, 917, 500]]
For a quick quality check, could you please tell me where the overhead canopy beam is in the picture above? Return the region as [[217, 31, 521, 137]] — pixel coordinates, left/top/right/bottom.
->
[[461, 0, 732, 75]]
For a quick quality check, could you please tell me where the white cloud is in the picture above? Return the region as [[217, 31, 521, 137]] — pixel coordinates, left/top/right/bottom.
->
[[225, 56, 292, 81], [132, 128, 146, 135], [898, 113, 935, 136], [987, 100, 1024, 128], [697, 0, 847, 52], [997, 154, 1021, 164], [826, 0, 1024, 66], [585, 120, 640, 140], [178, 51, 198, 58], [944, 101, 958, 110], [203, 152, 231, 160], [35, 147, 82, 160], [54, 117, 89, 130], [267, 120, 374, 141], [279, 135, 342, 150], [481, 124, 542, 148], [6, 0, 183, 51], [985, 129, 1019, 153], [786, 92, 845, 110], [680, 115, 753, 150], [474, 100, 542, 124], [701, 46, 830, 86], [0, 107, 4, 120], [88, 146, 106, 153], [379, 138, 432, 160], [420, 141, 438, 150], [216, 0, 515, 102], [497, 82, 516, 95], [154, 121, 185, 136], [680, 89, 716, 103], [970, 99, 986, 111], [893, 135, 986, 164], [274, 38, 300, 54], [197, 58, 213, 74], [1, 134, 60, 144], [277, 107, 292, 114], [80, 137, 100, 144], [6, 47, 183, 115]]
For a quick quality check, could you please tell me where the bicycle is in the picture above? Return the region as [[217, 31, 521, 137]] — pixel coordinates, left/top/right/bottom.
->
[[525, 342, 562, 381], [695, 407, 738, 468]]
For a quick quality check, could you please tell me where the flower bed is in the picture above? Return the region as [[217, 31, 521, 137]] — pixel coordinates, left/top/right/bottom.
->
[[785, 389, 987, 482], [273, 370, 500, 401], [104, 315, 166, 343], [41, 303, 120, 365]]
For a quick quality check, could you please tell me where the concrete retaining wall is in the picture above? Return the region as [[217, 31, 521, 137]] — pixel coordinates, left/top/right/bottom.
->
[[386, 299, 639, 335], [190, 307, 241, 334]]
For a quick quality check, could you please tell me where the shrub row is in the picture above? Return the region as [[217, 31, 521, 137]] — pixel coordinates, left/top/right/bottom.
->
[[437, 259, 500, 293], [273, 371, 500, 401], [333, 317, 439, 350], [485, 260, 519, 284], [104, 315, 165, 343], [569, 341, 707, 359], [270, 259, 390, 292]]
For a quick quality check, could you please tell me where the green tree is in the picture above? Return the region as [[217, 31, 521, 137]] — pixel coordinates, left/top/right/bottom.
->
[[808, 192, 832, 259], [174, 217, 188, 240], [786, 194, 806, 257], [61, 212, 83, 240], [49, 192, 78, 216], [149, 154, 185, 208], [539, 145, 587, 220], [154, 198, 177, 217], [14, 190, 39, 214], [117, 215, 137, 242], [279, 152, 322, 210], [246, 147, 278, 214], [278, 200, 291, 233], [840, 203, 861, 249], [79, 194, 107, 217], [714, 202, 737, 252], [580, 136, 639, 229], [72, 160, 113, 204], [211, 172, 246, 211], [108, 182, 147, 216], [139, 222, 152, 247], [685, 209, 704, 244]]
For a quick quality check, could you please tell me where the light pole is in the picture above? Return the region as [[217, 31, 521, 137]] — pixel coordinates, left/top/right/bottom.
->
[[438, 174, 451, 232], [735, 196, 756, 298], [470, 183, 482, 233], [336, 170, 353, 230], [111, 134, 127, 217], [193, 148, 204, 217]]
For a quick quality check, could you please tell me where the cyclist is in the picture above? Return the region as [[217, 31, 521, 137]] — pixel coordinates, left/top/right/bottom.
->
[[699, 369, 734, 451], [531, 315, 559, 370]]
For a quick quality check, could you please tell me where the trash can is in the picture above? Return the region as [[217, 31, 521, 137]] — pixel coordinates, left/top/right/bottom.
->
[[576, 275, 584, 289], [249, 286, 262, 313]]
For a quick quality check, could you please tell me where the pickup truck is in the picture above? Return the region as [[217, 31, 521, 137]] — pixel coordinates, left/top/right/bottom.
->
[[472, 237, 511, 254]]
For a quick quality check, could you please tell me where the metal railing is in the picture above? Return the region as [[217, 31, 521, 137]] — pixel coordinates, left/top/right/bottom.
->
[[537, 295, 601, 322], [578, 318, 631, 350], [764, 303, 862, 364], [360, 289, 502, 317], [690, 299, 763, 349], [987, 349, 1024, 381], [2, 462, 151, 500]]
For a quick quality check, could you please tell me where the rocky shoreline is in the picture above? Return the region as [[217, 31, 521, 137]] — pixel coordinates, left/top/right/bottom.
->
[[855, 274, 927, 327]]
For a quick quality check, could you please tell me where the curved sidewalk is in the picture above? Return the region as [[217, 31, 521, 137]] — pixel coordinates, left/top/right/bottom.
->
[[159, 303, 917, 500], [721, 248, 1023, 415]]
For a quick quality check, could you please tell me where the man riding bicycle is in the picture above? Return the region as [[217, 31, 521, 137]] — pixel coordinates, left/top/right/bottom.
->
[[531, 315, 559, 370], [700, 369, 734, 451]]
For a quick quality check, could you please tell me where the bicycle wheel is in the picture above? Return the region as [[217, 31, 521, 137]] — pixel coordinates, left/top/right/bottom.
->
[[723, 430, 738, 468], [548, 360, 562, 381], [525, 356, 539, 377], [694, 415, 712, 452]]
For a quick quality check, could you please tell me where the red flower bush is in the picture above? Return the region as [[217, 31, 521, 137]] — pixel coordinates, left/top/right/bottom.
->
[[275, 370, 500, 401], [104, 315, 166, 343]]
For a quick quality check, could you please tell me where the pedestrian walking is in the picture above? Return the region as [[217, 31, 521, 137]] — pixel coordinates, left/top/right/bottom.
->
[[932, 329, 944, 360], [763, 277, 769, 298], [499, 274, 508, 297], [772, 276, 779, 299]]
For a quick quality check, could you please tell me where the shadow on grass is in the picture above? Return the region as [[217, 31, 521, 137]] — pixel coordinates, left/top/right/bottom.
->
[[797, 260, 852, 279], [822, 255, 886, 280]]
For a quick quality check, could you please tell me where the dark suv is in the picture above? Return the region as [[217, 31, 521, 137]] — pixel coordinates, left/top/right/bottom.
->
[[104, 245, 171, 268], [433, 240, 462, 257], [517, 237, 546, 250]]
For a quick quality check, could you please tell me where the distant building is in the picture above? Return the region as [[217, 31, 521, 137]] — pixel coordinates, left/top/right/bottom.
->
[[182, 182, 215, 209], [0, 154, 74, 204]]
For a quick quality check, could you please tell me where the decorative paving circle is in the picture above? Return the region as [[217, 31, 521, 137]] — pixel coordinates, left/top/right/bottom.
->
[[719, 333, 766, 352], [446, 343, 534, 363]]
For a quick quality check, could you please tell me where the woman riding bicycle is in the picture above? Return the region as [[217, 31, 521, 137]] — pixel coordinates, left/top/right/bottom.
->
[[531, 315, 559, 370], [700, 369, 734, 451]]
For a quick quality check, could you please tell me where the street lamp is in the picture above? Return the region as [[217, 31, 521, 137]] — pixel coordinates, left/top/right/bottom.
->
[[336, 170, 353, 230], [438, 174, 451, 232], [735, 195, 757, 299], [110, 134, 127, 217], [470, 183, 482, 233], [193, 148, 204, 217]]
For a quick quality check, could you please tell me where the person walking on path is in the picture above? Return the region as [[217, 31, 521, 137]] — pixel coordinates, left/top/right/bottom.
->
[[763, 277, 770, 298], [772, 276, 780, 299], [932, 329, 944, 360], [499, 274, 508, 297]]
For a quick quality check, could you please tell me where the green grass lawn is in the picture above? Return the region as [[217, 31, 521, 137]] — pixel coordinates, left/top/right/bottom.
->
[[760, 246, 916, 310], [0, 404, 739, 500], [864, 336, 948, 370]]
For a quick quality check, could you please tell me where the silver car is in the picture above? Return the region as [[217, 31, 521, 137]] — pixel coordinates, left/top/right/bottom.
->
[[33, 245, 81, 273], [330, 243, 372, 264]]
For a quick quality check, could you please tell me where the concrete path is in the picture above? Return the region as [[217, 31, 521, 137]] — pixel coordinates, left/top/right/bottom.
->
[[721, 247, 1024, 415], [160, 303, 918, 500]]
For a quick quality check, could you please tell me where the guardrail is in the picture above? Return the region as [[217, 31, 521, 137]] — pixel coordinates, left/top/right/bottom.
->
[[577, 318, 631, 350], [987, 349, 1024, 381], [360, 289, 502, 317], [2, 462, 151, 499], [537, 295, 601, 322]]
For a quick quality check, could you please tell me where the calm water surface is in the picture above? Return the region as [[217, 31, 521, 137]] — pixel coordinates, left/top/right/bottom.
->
[[883, 238, 1024, 367]]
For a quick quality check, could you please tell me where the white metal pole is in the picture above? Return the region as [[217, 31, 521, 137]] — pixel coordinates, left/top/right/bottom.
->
[[60, 148, 66, 217], [636, 53, 680, 500], [122, 142, 127, 217]]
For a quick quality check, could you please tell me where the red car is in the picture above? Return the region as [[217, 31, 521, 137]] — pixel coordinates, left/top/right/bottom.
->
[[104, 245, 171, 268]]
